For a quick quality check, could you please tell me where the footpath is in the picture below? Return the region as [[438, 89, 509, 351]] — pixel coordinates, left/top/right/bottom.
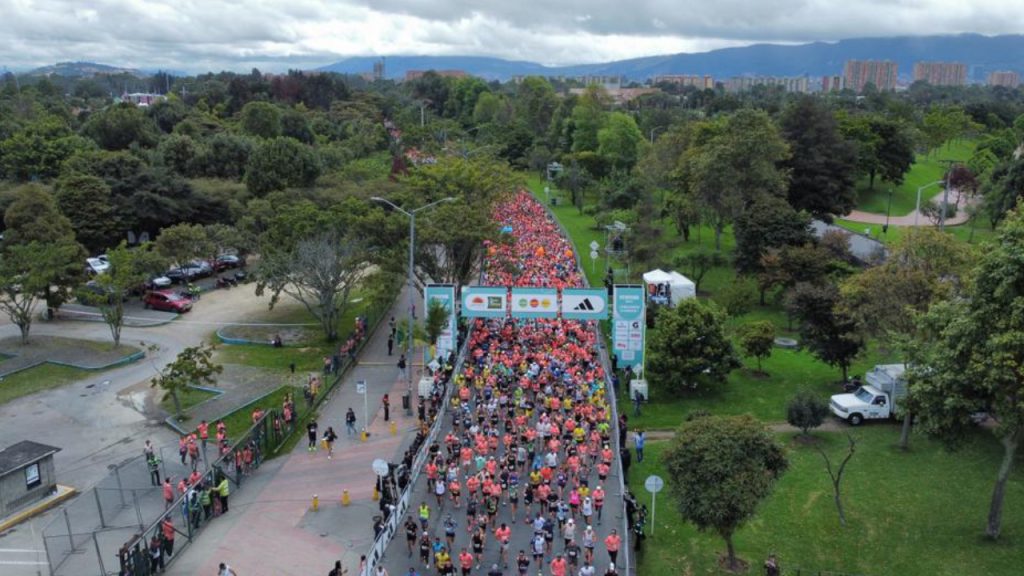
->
[[166, 286, 424, 576]]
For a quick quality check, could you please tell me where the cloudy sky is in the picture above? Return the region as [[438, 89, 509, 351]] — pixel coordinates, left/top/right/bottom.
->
[[0, 0, 1021, 72]]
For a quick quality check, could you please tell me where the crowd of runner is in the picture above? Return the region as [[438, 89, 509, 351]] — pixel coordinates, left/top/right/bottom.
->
[[397, 192, 623, 576]]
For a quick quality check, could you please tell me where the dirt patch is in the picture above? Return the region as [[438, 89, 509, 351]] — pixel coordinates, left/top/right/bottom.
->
[[717, 554, 750, 573], [0, 335, 141, 376]]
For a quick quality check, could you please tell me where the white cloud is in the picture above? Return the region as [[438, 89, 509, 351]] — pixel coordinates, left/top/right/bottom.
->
[[0, 0, 1020, 72]]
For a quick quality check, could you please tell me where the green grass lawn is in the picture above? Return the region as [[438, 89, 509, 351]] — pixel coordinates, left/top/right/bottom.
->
[[216, 385, 302, 441], [855, 140, 976, 215], [628, 428, 1024, 576], [0, 363, 97, 405], [160, 386, 218, 415], [834, 218, 998, 247], [620, 344, 898, 429]]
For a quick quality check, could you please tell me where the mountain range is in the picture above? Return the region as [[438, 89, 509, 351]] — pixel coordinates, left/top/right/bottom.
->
[[20, 34, 1024, 84], [317, 34, 1024, 82]]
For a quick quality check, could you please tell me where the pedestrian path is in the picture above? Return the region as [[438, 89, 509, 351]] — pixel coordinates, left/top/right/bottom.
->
[[843, 190, 972, 226], [166, 286, 424, 576]]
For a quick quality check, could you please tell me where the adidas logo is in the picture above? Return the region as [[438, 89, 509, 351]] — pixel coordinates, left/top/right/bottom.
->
[[573, 298, 596, 311]]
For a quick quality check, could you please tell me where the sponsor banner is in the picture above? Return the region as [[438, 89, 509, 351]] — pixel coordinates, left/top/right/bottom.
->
[[612, 285, 646, 369], [461, 286, 509, 318], [510, 288, 559, 319], [561, 288, 609, 320], [424, 284, 456, 359]]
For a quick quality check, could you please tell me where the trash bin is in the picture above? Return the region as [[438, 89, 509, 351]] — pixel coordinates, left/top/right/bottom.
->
[[550, 197, 558, 206], [401, 393, 410, 410]]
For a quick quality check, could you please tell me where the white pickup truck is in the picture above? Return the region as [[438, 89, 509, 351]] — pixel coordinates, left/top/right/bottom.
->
[[829, 364, 907, 426]]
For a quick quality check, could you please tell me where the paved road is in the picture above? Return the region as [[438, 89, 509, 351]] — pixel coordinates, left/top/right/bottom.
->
[[844, 190, 972, 226]]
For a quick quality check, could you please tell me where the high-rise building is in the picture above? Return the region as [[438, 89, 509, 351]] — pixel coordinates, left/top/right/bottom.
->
[[987, 71, 1021, 88], [372, 59, 385, 82], [822, 75, 845, 92], [723, 76, 809, 94], [652, 75, 715, 89], [913, 61, 967, 86], [843, 60, 898, 92]]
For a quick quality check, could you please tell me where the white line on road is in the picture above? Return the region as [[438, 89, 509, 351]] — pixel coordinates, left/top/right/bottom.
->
[[0, 560, 48, 565], [0, 549, 44, 554]]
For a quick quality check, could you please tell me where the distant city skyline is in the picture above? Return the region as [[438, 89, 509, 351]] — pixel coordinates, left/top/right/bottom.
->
[[0, 1, 1022, 72]]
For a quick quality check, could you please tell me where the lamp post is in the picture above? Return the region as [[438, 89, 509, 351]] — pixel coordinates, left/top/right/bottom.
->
[[914, 180, 945, 227], [370, 196, 456, 414], [883, 188, 893, 234], [649, 125, 666, 144]]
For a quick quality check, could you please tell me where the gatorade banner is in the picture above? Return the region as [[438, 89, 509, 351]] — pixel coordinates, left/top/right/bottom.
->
[[461, 286, 508, 318], [424, 284, 456, 359], [510, 288, 559, 319], [612, 285, 646, 369], [561, 288, 609, 320]]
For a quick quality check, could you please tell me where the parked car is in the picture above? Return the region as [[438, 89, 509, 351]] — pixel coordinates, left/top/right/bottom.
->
[[166, 261, 210, 283], [80, 280, 127, 304], [86, 256, 110, 275], [148, 275, 172, 289], [214, 254, 243, 271], [143, 290, 193, 313], [186, 260, 214, 277]]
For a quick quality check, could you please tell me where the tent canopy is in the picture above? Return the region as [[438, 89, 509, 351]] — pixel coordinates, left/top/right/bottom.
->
[[642, 269, 696, 307]]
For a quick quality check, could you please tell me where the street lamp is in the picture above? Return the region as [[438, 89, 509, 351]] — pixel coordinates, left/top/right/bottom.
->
[[883, 188, 893, 234], [370, 195, 457, 414], [914, 180, 945, 227], [649, 125, 667, 144]]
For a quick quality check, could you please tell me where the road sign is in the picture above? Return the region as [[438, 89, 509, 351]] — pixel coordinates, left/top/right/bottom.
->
[[589, 240, 600, 251], [589, 250, 599, 260], [356, 381, 366, 394], [645, 474, 664, 536], [645, 475, 664, 493], [372, 458, 389, 477]]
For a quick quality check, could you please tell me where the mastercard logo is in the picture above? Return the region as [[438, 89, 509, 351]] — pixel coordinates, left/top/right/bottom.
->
[[529, 298, 539, 308]]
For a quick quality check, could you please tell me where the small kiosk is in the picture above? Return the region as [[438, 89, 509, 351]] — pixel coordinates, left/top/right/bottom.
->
[[0, 440, 61, 517]]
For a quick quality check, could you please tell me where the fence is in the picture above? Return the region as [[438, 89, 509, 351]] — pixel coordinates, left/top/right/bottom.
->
[[42, 293, 398, 576]]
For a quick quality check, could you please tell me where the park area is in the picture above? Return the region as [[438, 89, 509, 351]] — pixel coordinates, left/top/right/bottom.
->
[[526, 169, 1024, 576]]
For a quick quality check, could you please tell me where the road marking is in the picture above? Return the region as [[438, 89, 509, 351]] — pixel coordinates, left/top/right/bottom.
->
[[0, 560, 48, 565], [0, 549, 44, 554]]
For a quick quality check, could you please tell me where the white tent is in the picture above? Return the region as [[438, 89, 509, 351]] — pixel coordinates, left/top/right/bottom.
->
[[642, 269, 696, 307]]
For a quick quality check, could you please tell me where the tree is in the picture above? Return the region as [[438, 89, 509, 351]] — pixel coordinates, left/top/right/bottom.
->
[[239, 101, 282, 139], [786, 282, 864, 380], [597, 112, 645, 170], [647, 299, 740, 392], [514, 77, 558, 137], [981, 157, 1024, 227], [733, 195, 812, 273], [676, 249, 725, 294], [818, 434, 857, 526], [245, 136, 321, 195], [82, 103, 159, 150], [663, 414, 788, 571], [786, 390, 830, 436], [905, 206, 1024, 539], [151, 342, 222, 421], [197, 132, 252, 180], [157, 133, 199, 176], [257, 229, 370, 342], [738, 320, 775, 373], [840, 115, 915, 189], [682, 110, 790, 250], [79, 242, 167, 346], [423, 296, 449, 361], [154, 223, 213, 268], [569, 86, 608, 153], [781, 97, 858, 220], [0, 241, 83, 343], [0, 116, 93, 181], [55, 173, 121, 253]]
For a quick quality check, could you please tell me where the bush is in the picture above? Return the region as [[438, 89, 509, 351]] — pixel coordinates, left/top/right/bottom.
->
[[718, 275, 758, 316], [786, 390, 830, 436]]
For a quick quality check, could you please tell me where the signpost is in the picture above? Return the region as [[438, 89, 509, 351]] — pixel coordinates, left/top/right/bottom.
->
[[645, 474, 664, 535], [589, 241, 600, 274], [357, 380, 368, 433]]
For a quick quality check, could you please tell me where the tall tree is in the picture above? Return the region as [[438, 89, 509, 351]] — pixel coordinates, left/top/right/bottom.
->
[[245, 136, 321, 195], [681, 110, 790, 250], [905, 206, 1024, 539], [786, 281, 864, 380], [154, 223, 213, 268], [663, 414, 788, 571], [82, 103, 159, 150], [781, 96, 858, 219], [733, 195, 812, 273], [597, 112, 646, 171], [737, 320, 776, 374], [647, 299, 740, 392], [0, 241, 83, 343], [239, 101, 282, 139], [79, 242, 167, 346], [55, 173, 121, 253]]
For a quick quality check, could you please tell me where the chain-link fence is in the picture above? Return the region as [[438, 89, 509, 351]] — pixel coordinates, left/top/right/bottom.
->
[[40, 301, 395, 576]]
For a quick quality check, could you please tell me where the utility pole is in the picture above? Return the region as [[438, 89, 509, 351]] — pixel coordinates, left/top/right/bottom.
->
[[938, 159, 957, 231]]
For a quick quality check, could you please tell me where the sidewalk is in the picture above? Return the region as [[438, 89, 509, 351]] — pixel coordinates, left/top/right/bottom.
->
[[166, 286, 424, 576], [844, 189, 972, 226]]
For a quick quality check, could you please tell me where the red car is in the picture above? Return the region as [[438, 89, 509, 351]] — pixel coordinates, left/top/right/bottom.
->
[[144, 290, 193, 313]]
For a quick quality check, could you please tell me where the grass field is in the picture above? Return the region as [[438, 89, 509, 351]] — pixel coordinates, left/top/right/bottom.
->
[[0, 363, 96, 405], [619, 345, 898, 429], [160, 386, 218, 416], [626, 428, 1024, 576], [834, 218, 997, 247], [854, 140, 976, 215], [216, 385, 302, 441]]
